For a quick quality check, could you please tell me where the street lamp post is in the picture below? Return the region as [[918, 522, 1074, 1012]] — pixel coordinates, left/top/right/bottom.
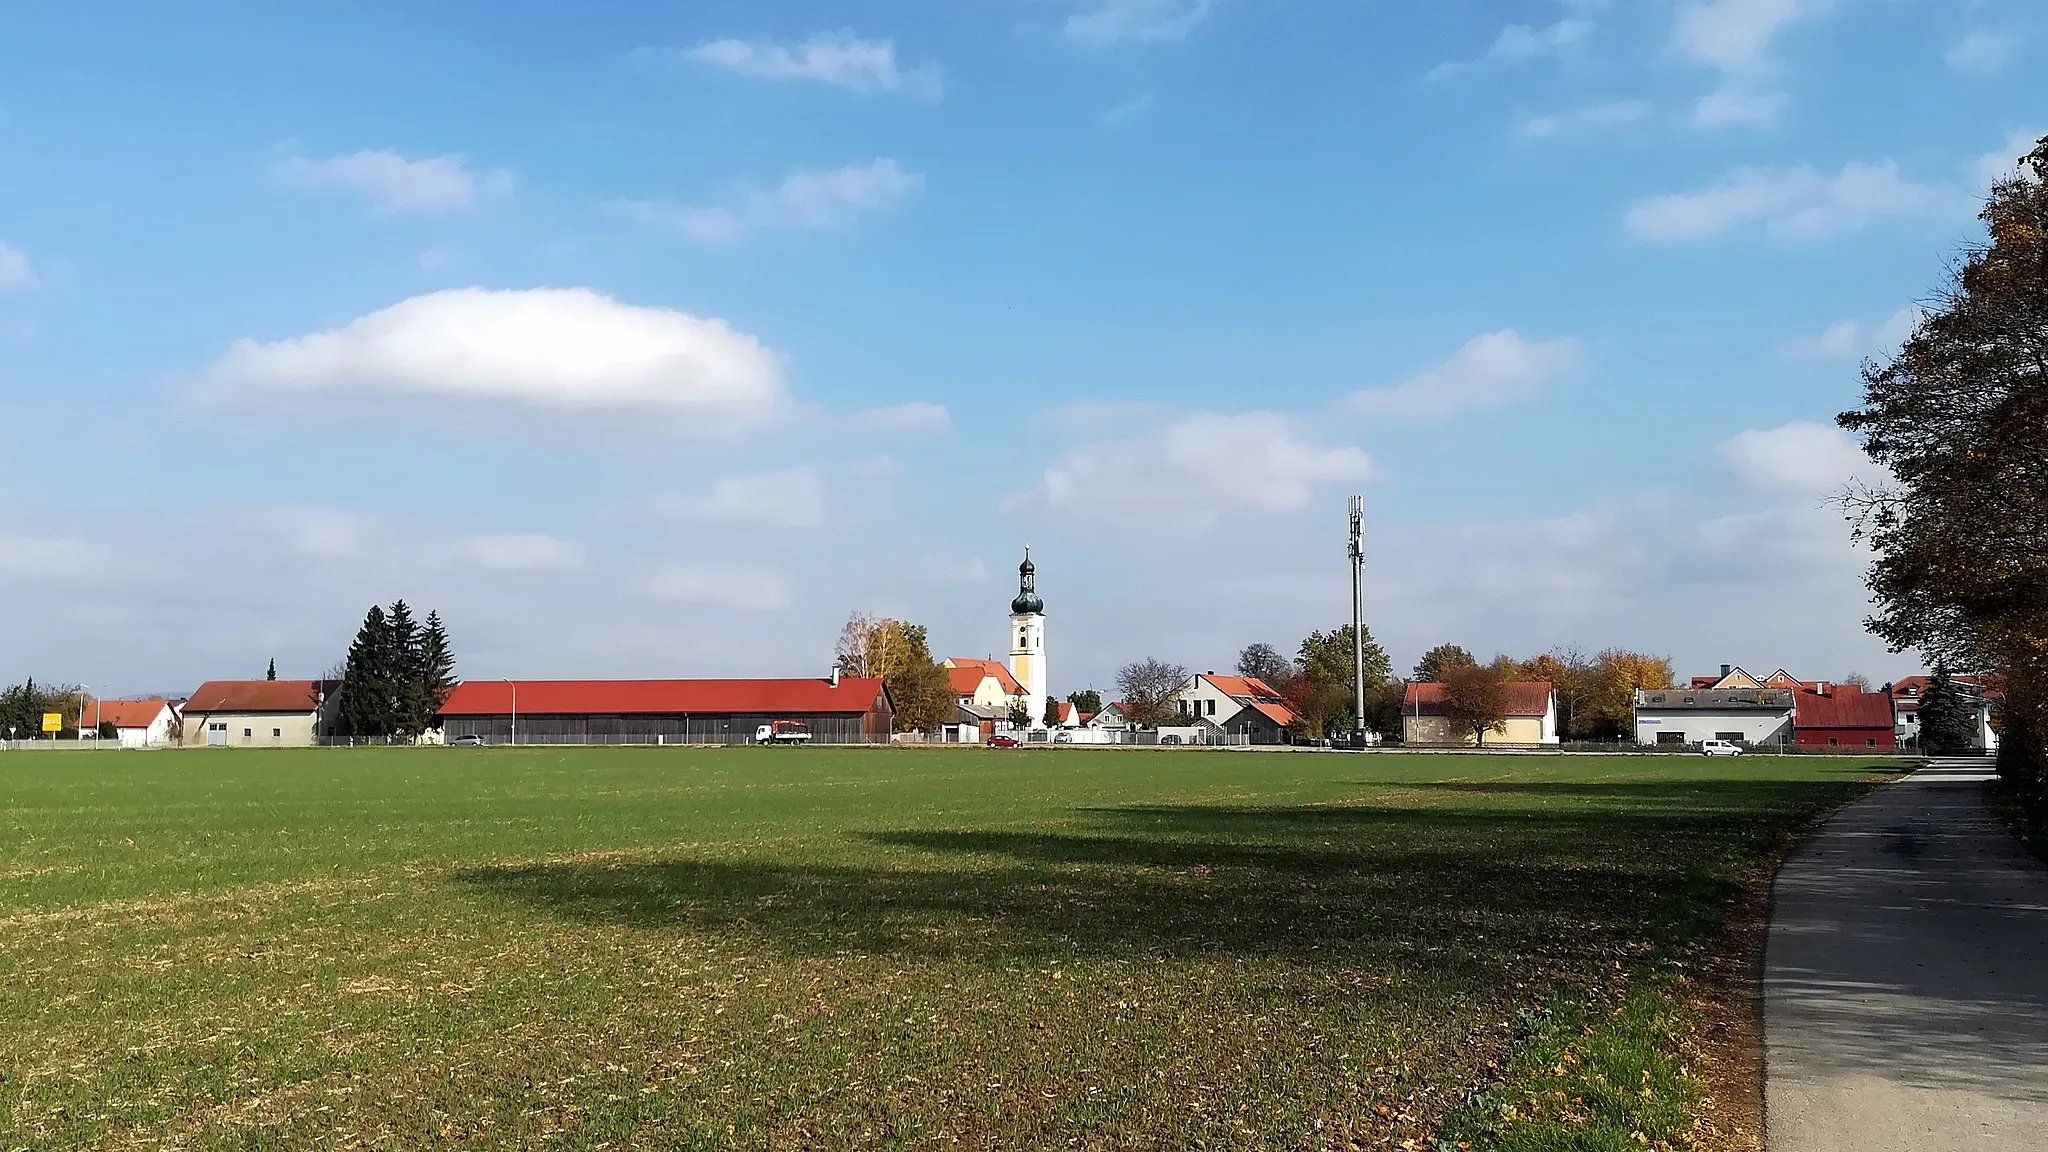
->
[[503, 678, 517, 747]]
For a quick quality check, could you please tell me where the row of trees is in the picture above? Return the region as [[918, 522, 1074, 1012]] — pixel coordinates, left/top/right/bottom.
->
[[0, 679, 97, 740], [1111, 633, 1676, 744], [834, 613, 956, 733], [336, 601, 457, 743], [1838, 134, 2048, 817]]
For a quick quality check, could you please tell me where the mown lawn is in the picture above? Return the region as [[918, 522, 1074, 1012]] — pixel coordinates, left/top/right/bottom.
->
[[0, 747, 1894, 1150]]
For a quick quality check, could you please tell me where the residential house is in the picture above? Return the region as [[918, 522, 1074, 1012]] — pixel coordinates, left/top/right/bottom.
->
[[1634, 688, 1795, 747], [1086, 702, 1132, 730], [943, 658, 1026, 713], [1171, 673, 1299, 745], [81, 698, 179, 748], [181, 680, 342, 747], [1403, 682, 1559, 746], [1792, 684, 1896, 750]]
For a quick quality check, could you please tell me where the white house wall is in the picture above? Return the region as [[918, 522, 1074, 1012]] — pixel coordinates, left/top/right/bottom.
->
[[1634, 709, 1792, 746]]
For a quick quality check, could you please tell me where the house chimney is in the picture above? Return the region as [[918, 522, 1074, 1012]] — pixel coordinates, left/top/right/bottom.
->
[[830, 667, 841, 688], [1721, 664, 1731, 678]]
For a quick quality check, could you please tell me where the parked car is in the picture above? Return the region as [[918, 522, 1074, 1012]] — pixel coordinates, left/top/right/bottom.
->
[[450, 734, 486, 746], [1701, 739, 1743, 757], [987, 735, 1020, 748], [1160, 734, 1183, 746]]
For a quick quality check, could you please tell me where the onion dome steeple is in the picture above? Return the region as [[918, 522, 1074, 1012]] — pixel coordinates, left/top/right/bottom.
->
[[1011, 547, 1044, 615]]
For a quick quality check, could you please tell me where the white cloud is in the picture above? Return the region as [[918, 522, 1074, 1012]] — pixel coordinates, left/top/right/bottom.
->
[[625, 159, 923, 243], [458, 534, 585, 573], [1976, 128, 2045, 188], [204, 287, 790, 429], [1516, 99, 1652, 139], [1431, 18, 1590, 78], [0, 243, 35, 291], [1031, 412, 1371, 525], [660, 469, 824, 529], [1689, 86, 1786, 129], [1721, 421, 1880, 492], [1670, 0, 1832, 129], [0, 536, 109, 580], [640, 564, 792, 611], [1345, 330, 1580, 418], [685, 33, 939, 97], [272, 150, 512, 213], [1786, 307, 1919, 360], [1626, 161, 1961, 242], [1945, 30, 2012, 75], [852, 401, 950, 433], [1671, 0, 1822, 71], [1066, 0, 1213, 45]]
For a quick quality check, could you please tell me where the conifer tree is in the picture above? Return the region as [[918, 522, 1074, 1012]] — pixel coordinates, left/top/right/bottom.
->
[[416, 611, 459, 733], [386, 600, 423, 740], [1916, 667, 1974, 756], [339, 605, 393, 742], [266, 658, 276, 681]]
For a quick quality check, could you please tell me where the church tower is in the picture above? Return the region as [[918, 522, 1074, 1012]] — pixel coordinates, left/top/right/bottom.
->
[[1009, 548, 1048, 729]]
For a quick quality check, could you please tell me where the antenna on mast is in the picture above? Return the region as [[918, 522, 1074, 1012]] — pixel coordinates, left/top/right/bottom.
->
[[1348, 495, 1366, 748]]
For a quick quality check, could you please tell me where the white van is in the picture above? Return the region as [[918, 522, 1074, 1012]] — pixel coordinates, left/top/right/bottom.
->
[[1700, 739, 1743, 757]]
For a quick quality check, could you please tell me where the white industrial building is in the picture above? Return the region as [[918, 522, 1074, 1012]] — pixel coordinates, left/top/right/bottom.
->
[[1634, 687, 1796, 748]]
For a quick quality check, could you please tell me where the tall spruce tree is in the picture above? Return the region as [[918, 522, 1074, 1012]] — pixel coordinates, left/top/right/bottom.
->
[[339, 605, 394, 742], [386, 600, 423, 740], [1916, 666, 1974, 755], [416, 611, 459, 733], [265, 658, 277, 681]]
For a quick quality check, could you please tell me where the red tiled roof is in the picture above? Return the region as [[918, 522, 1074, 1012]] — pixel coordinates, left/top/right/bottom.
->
[[1202, 674, 1284, 702], [1403, 681, 1554, 717], [185, 680, 338, 714], [1793, 689, 1895, 730], [437, 678, 888, 717], [944, 658, 1022, 696], [80, 698, 172, 729], [1245, 701, 1295, 727]]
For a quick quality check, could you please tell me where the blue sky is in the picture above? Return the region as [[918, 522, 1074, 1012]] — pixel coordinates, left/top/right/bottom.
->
[[0, 0, 2039, 696]]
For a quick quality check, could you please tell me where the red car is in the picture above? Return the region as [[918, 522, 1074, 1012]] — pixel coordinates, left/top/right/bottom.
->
[[986, 735, 1020, 748]]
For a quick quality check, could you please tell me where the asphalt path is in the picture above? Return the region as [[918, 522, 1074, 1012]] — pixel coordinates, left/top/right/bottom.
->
[[1765, 759, 2048, 1151]]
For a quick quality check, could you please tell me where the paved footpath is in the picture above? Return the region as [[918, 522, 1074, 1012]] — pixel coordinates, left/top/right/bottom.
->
[[1766, 760, 2048, 1151]]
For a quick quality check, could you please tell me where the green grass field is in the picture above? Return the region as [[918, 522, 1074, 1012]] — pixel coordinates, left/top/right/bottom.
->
[[0, 747, 1895, 1150]]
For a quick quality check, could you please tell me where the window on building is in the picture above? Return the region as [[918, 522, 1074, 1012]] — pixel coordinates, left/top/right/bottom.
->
[[273, 728, 282, 738], [1715, 731, 1746, 744], [1657, 732, 1687, 745], [1828, 737, 1840, 747], [1207, 699, 1216, 716], [242, 728, 251, 739], [1683, 696, 1696, 705], [1866, 738, 1877, 747]]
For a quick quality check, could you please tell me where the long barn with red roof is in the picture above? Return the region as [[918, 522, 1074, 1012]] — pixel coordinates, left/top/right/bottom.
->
[[435, 675, 892, 746]]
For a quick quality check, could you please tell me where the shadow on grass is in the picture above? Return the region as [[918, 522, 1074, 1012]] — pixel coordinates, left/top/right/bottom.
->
[[454, 778, 1873, 976]]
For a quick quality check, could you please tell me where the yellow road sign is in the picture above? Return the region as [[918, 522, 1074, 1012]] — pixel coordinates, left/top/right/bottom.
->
[[41, 712, 62, 733]]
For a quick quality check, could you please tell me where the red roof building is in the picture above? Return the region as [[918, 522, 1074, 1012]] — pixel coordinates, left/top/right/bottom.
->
[[436, 677, 892, 746], [181, 680, 342, 748], [943, 657, 1024, 701], [1402, 681, 1560, 745], [1791, 684, 1896, 749]]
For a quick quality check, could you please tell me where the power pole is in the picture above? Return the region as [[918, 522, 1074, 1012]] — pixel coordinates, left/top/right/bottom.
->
[[1348, 495, 1366, 747]]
